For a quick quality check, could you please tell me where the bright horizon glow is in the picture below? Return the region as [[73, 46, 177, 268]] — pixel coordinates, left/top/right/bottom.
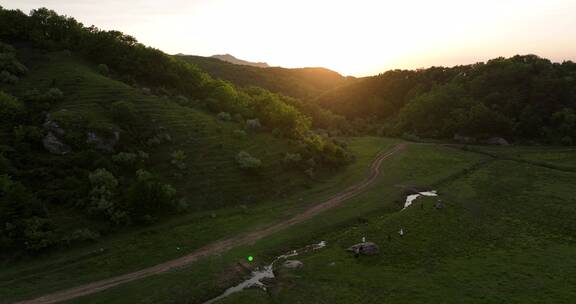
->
[[3, 0, 576, 76]]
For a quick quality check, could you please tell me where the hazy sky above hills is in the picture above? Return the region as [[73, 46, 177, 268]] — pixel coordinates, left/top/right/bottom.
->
[[3, 0, 576, 76]]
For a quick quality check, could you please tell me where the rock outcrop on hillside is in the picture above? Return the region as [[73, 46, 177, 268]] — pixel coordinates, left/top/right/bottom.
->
[[347, 242, 380, 256]]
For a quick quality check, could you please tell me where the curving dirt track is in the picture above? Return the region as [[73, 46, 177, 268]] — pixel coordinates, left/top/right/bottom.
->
[[16, 143, 406, 304]]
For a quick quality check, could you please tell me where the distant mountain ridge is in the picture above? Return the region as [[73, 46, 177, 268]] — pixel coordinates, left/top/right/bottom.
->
[[210, 54, 270, 68]]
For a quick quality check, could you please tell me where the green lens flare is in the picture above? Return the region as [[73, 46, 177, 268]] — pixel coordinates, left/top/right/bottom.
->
[[247, 256, 254, 262]]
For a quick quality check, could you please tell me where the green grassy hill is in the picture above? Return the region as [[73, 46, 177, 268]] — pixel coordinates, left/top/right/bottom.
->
[[1, 6, 354, 259], [11, 48, 315, 209], [0, 40, 350, 260]]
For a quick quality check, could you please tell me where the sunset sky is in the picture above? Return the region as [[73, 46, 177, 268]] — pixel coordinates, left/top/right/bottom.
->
[[3, 0, 576, 76]]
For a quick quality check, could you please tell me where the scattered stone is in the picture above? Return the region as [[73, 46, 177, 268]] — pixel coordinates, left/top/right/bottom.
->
[[346, 242, 380, 256], [283, 260, 304, 269]]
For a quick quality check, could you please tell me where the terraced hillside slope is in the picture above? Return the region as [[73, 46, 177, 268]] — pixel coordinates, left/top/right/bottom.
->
[[0, 6, 350, 262]]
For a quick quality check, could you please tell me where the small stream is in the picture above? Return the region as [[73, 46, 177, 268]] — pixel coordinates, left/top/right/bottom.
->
[[402, 190, 438, 210], [203, 241, 326, 304]]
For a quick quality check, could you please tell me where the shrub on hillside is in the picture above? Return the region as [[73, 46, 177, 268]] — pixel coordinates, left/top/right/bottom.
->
[[0, 155, 10, 173], [233, 113, 244, 123], [246, 118, 261, 130], [110, 100, 136, 122], [112, 152, 138, 165], [174, 95, 190, 106], [45, 88, 64, 101], [0, 70, 18, 84], [171, 150, 187, 170], [304, 167, 315, 178], [136, 169, 153, 181], [44, 88, 64, 102], [217, 112, 232, 121], [88, 168, 127, 224], [13, 125, 43, 144], [137, 150, 149, 160], [202, 98, 220, 113], [61, 228, 100, 244], [0, 176, 54, 252], [146, 136, 162, 146], [146, 133, 172, 147], [0, 91, 24, 121], [233, 129, 247, 137], [127, 170, 177, 223], [21, 216, 57, 251], [236, 151, 262, 170], [306, 158, 316, 168], [401, 132, 420, 142], [0, 43, 28, 76], [97, 63, 109, 75], [0, 42, 15, 53], [283, 152, 302, 164]]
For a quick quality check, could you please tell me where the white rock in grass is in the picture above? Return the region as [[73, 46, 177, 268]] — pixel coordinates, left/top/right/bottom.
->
[[283, 260, 304, 269]]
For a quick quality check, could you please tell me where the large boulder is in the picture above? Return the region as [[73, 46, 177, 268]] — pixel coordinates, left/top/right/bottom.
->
[[485, 137, 509, 146], [43, 132, 71, 155], [43, 114, 65, 137], [42, 114, 70, 155], [86, 131, 120, 152], [346, 242, 380, 256], [283, 260, 303, 269]]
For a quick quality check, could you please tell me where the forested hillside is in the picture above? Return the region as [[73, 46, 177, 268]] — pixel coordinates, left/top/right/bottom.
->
[[177, 54, 353, 100], [176, 54, 353, 132], [0, 7, 351, 257], [316, 56, 576, 144]]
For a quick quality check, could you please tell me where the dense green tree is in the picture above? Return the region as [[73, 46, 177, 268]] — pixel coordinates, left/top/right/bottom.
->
[[315, 54, 576, 143], [126, 170, 176, 223], [0, 91, 24, 122]]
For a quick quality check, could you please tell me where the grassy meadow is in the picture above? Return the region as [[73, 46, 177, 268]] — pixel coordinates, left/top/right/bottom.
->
[[56, 142, 495, 303], [213, 147, 576, 304]]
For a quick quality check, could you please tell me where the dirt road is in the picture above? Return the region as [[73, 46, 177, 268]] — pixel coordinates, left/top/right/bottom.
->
[[16, 143, 406, 304]]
